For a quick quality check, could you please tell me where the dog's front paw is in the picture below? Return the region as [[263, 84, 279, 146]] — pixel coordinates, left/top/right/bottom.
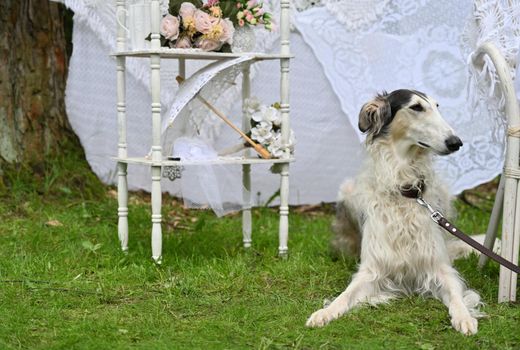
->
[[451, 315, 478, 335], [306, 308, 334, 328]]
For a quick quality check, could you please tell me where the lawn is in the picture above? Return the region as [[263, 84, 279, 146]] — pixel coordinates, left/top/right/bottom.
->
[[0, 150, 519, 349]]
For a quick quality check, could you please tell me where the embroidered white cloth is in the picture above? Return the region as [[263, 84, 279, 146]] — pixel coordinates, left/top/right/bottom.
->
[[294, 0, 520, 194], [60, 0, 519, 206], [172, 136, 244, 216]]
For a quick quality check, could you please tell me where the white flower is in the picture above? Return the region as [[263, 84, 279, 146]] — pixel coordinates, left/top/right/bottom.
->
[[251, 105, 281, 126], [251, 108, 268, 123], [264, 106, 282, 126], [244, 97, 262, 115], [251, 121, 274, 144], [267, 132, 285, 158], [267, 130, 296, 159], [246, 96, 295, 158]]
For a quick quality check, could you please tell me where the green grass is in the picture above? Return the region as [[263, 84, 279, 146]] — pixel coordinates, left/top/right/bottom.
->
[[0, 152, 519, 349]]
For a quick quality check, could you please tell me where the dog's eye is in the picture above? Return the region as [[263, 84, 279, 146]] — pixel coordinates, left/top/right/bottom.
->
[[436, 103, 439, 108], [409, 104, 424, 112]]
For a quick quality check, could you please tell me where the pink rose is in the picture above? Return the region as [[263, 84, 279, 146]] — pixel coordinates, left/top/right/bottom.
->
[[238, 18, 245, 27], [175, 36, 192, 49], [160, 15, 180, 40], [196, 38, 222, 51], [206, 0, 220, 7], [194, 10, 214, 34], [247, 0, 257, 9], [179, 2, 197, 18], [220, 19, 235, 44]]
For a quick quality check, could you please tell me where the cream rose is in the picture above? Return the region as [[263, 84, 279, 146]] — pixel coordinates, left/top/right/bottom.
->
[[175, 36, 192, 49], [194, 10, 214, 34], [195, 38, 222, 51], [220, 18, 235, 44], [179, 2, 196, 18], [160, 15, 180, 40]]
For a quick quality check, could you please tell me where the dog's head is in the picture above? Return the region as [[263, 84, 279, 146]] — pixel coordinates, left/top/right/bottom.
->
[[359, 90, 462, 155]]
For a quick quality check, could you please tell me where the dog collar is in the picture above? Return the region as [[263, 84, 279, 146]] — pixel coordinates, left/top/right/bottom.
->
[[399, 180, 425, 199]]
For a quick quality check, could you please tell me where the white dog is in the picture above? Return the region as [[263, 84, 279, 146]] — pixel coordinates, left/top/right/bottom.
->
[[306, 90, 482, 335]]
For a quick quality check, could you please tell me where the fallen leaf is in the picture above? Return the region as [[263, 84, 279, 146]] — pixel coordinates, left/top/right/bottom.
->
[[46, 219, 63, 227]]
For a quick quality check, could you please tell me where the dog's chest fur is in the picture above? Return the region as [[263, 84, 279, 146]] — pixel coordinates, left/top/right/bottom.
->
[[352, 149, 452, 277], [362, 192, 448, 271]]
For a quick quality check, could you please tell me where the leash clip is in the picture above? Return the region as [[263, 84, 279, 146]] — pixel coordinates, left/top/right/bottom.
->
[[416, 197, 443, 223]]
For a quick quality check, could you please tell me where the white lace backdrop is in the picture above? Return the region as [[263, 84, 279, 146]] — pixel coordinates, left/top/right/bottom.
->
[[60, 0, 520, 206]]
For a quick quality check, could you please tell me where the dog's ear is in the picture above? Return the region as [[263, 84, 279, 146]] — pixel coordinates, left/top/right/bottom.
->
[[358, 92, 391, 140]]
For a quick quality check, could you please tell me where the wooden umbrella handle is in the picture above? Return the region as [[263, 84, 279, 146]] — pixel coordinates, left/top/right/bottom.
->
[[176, 76, 272, 159]]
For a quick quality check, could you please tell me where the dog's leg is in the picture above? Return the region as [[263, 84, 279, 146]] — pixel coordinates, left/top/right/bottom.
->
[[306, 268, 378, 328], [435, 264, 478, 335], [331, 201, 361, 258], [331, 180, 361, 258]]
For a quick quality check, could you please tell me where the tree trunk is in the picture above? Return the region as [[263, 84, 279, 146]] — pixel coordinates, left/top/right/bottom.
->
[[0, 0, 75, 167]]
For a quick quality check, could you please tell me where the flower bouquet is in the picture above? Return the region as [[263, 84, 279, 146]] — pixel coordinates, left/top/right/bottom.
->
[[245, 97, 295, 159], [155, 0, 274, 52]]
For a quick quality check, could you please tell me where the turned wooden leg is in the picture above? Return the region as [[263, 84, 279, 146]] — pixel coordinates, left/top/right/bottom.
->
[[151, 165, 162, 264], [242, 164, 252, 248], [278, 163, 289, 256], [149, 1, 162, 264], [117, 162, 128, 252], [241, 64, 252, 248]]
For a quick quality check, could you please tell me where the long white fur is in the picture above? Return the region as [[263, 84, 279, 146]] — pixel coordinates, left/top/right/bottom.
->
[[306, 92, 483, 335]]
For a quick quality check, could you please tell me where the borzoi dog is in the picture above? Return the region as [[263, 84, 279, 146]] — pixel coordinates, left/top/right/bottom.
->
[[306, 90, 482, 335]]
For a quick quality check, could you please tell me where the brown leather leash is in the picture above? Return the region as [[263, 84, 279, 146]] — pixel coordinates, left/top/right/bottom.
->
[[400, 182, 520, 274]]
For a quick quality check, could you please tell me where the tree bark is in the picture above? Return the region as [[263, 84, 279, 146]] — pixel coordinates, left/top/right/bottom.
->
[[0, 0, 75, 167]]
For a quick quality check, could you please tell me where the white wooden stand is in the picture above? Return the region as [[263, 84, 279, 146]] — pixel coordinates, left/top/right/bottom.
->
[[114, 0, 293, 262], [473, 42, 520, 302]]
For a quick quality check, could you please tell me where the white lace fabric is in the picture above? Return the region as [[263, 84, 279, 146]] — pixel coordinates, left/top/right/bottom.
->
[[294, 0, 519, 194], [462, 0, 520, 137], [322, 0, 390, 31], [172, 137, 243, 216], [58, 0, 520, 207]]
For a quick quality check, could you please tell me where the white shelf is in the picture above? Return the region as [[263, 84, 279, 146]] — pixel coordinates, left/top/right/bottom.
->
[[114, 0, 292, 260], [113, 156, 295, 166], [111, 48, 293, 61]]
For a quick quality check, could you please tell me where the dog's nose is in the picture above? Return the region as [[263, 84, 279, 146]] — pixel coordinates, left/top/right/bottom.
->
[[445, 136, 463, 152]]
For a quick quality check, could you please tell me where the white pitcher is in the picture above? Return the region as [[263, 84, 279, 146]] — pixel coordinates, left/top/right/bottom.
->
[[117, 0, 152, 50]]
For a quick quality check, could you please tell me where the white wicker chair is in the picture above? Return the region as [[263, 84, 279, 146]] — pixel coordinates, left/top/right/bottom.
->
[[473, 42, 520, 302]]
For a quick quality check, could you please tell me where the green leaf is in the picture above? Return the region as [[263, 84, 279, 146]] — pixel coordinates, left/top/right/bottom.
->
[[59, 186, 72, 195], [264, 189, 280, 207], [82, 240, 94, 250], [219, 43, 232, 53]]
